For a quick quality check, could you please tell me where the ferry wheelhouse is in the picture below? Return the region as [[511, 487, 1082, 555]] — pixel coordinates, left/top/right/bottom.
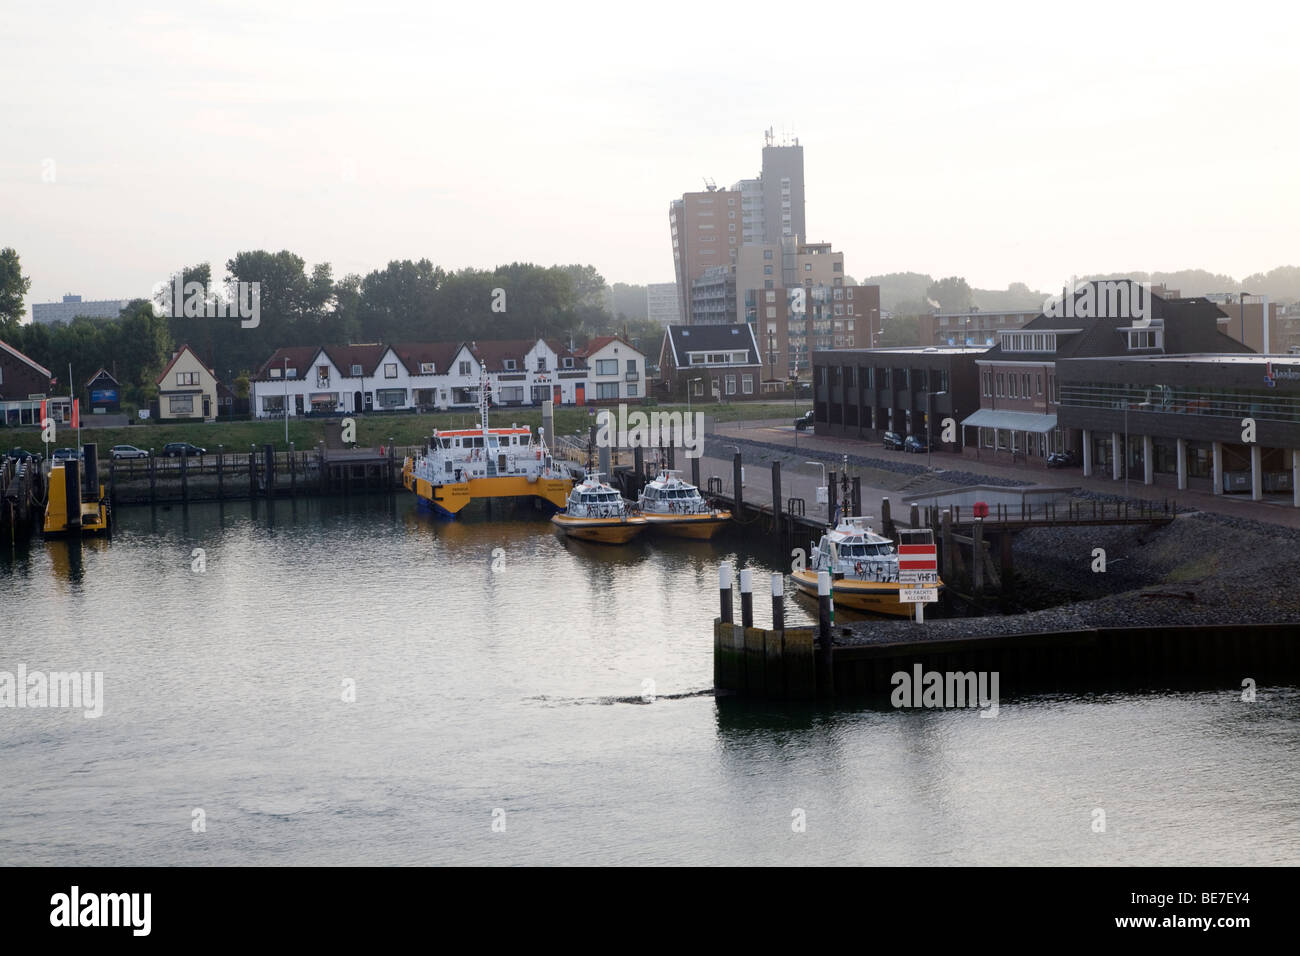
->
[[636, 470, 730, 539], [402, 364, 572, 517], [551, 473, 647, 544], [790, 516, 942, 617]]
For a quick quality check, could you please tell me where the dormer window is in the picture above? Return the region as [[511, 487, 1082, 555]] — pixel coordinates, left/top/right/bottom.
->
[[351, 364, 363, 376], [504, 359, 516, 371], [1127, 329, 1161, 349], [562, 357, 574, 368], [536, 358, 547, 371]]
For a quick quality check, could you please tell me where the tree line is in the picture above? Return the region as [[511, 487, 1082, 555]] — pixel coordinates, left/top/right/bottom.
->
[[0, 248, 662, 410]]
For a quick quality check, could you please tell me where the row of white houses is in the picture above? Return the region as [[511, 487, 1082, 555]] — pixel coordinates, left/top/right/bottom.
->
[[249, 337, 647, 418]]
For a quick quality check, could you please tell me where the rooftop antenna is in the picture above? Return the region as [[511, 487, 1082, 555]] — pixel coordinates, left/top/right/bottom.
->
[[703, 177, 716, 192]]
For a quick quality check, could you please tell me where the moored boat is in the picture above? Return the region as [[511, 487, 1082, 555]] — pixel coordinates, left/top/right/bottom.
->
[[636, 469, 730, 539], [790, 516, 942, 617], [551, 473, 647, 543], [402, 361, 572, 517]]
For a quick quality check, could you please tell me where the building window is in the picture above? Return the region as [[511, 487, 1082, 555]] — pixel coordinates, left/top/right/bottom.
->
[[350, 364, 363, 376], [596, 359, 617, 376], [262, 396, 284, 412], [627, 384, 638, 397], [1037, 374, 1043, 395], [504, 359, 516, 371], [725, 375, 736, 395], [384, 363, 397, 378], [1022, 373, 1030, 396], [693, 380, 703, 397], [176, 371, 198, 386], [742, 374, 753, 394], [804, 263, 812, 272], [996, 374, 1004, 397], [169, 395, 194, 414], [376, 388, 406, 407], [537, 358, 547, 371], [626, 359, 637, 374], [1010, 375, 1018, 398], [459, 361, 471, 375]]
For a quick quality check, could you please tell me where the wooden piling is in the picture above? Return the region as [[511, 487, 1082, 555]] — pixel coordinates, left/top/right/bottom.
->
[[909, 502, 919, 528], [771, 461, 783, 537], [149, 452, 156, 504], [881, 496, 893, 539], [217, 446, 224, 500], [691, 455, 700, 492], [973, 517, 985, 594], [719, 562, 733, 624], [816, 570, 834, 696], [732, 452, 743, 516], [851, 476, 861, 517], [770, 572, 784, 631], [941, 509, 953, 581], [181, 453, 189, 502], [740, 568, 754, 628]]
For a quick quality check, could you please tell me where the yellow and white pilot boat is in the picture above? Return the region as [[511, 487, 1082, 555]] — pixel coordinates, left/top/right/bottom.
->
[[636, 470, 730, 539], [790, 516, 942, 618], [551, 473, 647, 544]]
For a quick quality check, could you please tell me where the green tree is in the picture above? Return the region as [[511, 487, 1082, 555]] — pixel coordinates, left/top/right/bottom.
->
[[0, 247, 32, 340], [925, 276, 974, 312]]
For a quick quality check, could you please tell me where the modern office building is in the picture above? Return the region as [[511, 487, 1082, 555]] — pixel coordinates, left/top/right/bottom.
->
[[811, 346, 986, 451], [760, 137, 805, 243], [32, 294, 131, 325], [1057, 353, 1300, 505], [962, 282, 1250, 468], [753, 283, 882, 380], [919, 310, 1040, 347], [689, 266, 736, 326], [1205, 294, 1286, 354], [646, 283, 681, 326]]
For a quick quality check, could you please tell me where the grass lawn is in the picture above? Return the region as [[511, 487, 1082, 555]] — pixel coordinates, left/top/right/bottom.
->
[[0, 400, 812, 455]]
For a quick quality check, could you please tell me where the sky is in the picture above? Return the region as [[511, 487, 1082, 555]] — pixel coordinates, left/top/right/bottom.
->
[[3, 0, 1298, 315]]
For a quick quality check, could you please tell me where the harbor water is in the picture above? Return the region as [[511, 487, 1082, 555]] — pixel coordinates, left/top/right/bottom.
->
[[2, 495, 1297, 865]]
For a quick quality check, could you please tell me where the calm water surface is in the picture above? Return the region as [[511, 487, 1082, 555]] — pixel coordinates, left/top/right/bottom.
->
[[2, 495, 1297, 865]]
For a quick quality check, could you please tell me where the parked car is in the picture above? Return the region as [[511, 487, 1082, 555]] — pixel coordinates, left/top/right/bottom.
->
[[1046, 449, 1080, 469], [794, 410, 814, 431], [111, 444, 149, 460], [5, 448, 41, 464], [163, 442, 206, 458], [882, 431, 905, 450], [51, 447, 83, 461], [903, 435, 928, 453]]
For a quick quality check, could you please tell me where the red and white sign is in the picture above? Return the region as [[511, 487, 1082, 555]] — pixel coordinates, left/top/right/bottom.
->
[[899, 543, 938, 588], [898, 543, 937, 571]]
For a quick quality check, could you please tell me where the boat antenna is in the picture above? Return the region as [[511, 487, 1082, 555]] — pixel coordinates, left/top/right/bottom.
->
[[478, 360, 490, 432]]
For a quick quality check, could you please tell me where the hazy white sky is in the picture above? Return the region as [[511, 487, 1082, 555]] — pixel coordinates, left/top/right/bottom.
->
[[3, 0, 1298, 313]]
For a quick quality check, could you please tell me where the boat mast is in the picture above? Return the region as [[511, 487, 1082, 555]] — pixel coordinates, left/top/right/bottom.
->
[[478, 360, 490, 434]]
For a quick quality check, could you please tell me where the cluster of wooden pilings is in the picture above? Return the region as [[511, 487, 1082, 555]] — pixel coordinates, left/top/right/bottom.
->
[[1, 457, 45, 547], [711, 561, 1300, 701]]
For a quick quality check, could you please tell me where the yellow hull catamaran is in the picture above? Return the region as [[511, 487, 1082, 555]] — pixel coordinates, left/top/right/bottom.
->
[[44, 443, 110, 536], [636, 469, 730, 539], [790, 515, 943, 618], [402, 362, 573, 517], [551, 472, 648, 543]]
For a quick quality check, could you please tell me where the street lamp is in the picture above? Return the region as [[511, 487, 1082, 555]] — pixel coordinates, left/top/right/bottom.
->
[[806, 459, 827, 522]]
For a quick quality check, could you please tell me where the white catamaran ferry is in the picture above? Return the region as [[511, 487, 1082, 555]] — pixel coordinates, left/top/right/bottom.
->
[[790, 516, 942, 617], [402, 362, 572, 516], [636, 470, 730, 539]]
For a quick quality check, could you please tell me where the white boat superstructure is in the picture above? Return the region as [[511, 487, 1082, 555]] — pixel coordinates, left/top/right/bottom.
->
[[637, 470, 714, 516], [809, 516, 899, 583]]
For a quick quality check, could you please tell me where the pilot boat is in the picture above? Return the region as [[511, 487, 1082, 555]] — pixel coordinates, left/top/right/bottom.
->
[[551, 473, 647, 543], [790, 516, 942, 617], [636, 470, 730, 539], [402, 362, 572, 517]]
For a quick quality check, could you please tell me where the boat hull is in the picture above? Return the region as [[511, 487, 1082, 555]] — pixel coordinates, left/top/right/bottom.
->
[[551, 514, 647, 543], [404, 462, 571, 516], [642, 512, 731, 539], [790, 569, 941, 618]]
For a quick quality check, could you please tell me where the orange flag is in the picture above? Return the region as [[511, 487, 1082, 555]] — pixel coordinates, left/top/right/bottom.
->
[[71, 398, 80, 429]]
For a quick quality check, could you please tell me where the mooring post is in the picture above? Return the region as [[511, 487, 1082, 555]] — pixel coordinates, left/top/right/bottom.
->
[[732, 451, 743, 516], [851, 476, 861, 517], [942, 508, 953, 581], [289, 442, 296, 496], [217, 445, 224, 500], [771, 572, 784, 631], [771, 460, 783, 537], [719, 562, 733, 624], [816, 570, 834, 696], [691, 454, 700, 492], [149, 451, 156, 504], [634, 445, 644, 488], [181, 452, 189, 502], [909, 502, 919, 528], [388, 440, 395, 491], [248, 445, 256, 497], [828, 471, 838, 522], [881, 496, 893, 539], [740, 568, 753, 628], [973, 517, 985, 594], [263, 443, 275, 498]]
